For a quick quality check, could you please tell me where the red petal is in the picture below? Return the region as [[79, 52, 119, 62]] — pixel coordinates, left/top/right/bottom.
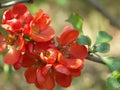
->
[[42, 64, 52, 76], [36, 66, 46, 84], [13, 55, 23, 70], [36, 14, 51, 30], [10, 19, 22, 30], [33, 9, 44, 23], [58, 53, 84, 69], [16, 35, 24, 50], [12, 4, 27, 18], [4, 47, 20, 65], [69, 68, 81, 77], [35, 72, 55, 90], [35, 80, 44, 89], [0, 34, 6, 53], [31, 26, 55, 42], [0, 43, 6, 53], [57, 28, 79, 45], [34, 41, 53, 53], [24, 67, 37, 83], [21, 52, 35, 67], [54, 64, 70, 75], [2, 10, 13, 23], [69, 43, 88, 59], [44, 73, 55, 90], [55, 71, 72, 87]]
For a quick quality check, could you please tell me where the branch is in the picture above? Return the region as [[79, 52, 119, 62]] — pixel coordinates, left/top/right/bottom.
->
[[86, 55, 105, 64], [0, 0, 33, 8], [85, 0, 120, 29]]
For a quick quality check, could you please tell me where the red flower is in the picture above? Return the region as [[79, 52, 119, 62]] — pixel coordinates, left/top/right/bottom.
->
[[0, 33, 22, 65], [0, 4, 89, 90], [1, 4, 32, 34], [55, 26, 88, 86], [30, 10, 55, 42]]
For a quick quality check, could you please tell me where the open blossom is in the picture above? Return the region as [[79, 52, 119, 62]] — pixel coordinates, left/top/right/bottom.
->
[[30, 9, 55, 42], [1, 4, 32, 34], [0, 33, 22, 65], [0, 4, 88, 90]]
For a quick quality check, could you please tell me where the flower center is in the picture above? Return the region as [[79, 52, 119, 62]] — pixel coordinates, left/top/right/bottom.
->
[[5, 35, 16, 45], [58, 44, 70, 58]]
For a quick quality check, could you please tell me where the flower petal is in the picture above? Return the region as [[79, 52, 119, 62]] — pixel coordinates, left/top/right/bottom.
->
[[42, 64, 52, 76], [43, 73, 55, 90], [57, 28, 79, 45], [54, 64, 70, 75], [31, 26, 55, 42], [55, 71, 72, 87], [69, 68, 81, 77], [4, 47, 21, 65], [36, 66, 46, 84], [12, 4, 27, 18], [2, 10, 13, 23], [16, 35, 24, 50], [0, 33, 6, 53], [0, 43, 6, 53], [24, 67, 37, 83], [69, 43, 88, 59], [58, 53, 83, 69], [13, 55, 23, 70], [21, 52, 35, 67]]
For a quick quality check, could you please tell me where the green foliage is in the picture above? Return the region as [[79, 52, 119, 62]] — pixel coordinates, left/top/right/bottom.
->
[[67, 12, 83, 34], [55, 0, 68, 6], [95, 31, 112, 44], [101, 57, 120, 90], [77, 35, 91, 46], [91, 31, 112, 54], [93, 43, 110, 53], [101, 57, 120, 72], [107, 73, 120, 90]]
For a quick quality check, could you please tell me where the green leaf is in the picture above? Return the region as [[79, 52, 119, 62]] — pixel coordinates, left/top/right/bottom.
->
[[67, 13, 83, 34], [112, 71, 120, 83], [77, 35, 91, 46], [101, 57, 120, 72], [95, 31, 112, 44], [93, 43, 110, 53], [107, 76, 120, 90]]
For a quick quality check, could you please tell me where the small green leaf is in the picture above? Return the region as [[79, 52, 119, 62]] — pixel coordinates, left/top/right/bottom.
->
[[107, 76, 120, 90], [101, 57, 120, 72], [93, 43, 110, 53], [77, 35, 91, 46], [67, 13, 83, 34], [95, 31, 112, 44], [112, 71, 120, 83]]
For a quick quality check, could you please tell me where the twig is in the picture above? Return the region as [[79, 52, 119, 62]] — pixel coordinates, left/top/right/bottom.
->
[[0, 0, 33, 8], [85, 0, 120, 29], [86, 55, 105, 64]]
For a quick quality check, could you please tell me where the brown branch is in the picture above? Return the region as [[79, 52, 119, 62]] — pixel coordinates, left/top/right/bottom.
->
[[85, 0, 120, 29], [0, 0, 33, 8], [86, 55, 105, 64]]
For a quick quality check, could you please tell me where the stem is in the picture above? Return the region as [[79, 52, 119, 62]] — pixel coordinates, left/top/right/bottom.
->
[[0, 0, 33, 8], [86, 54, 105, 64], [85, 0, 120, 29]]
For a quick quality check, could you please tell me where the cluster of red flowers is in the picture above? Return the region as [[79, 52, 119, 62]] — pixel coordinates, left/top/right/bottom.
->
[[0, 4, 88, 90]]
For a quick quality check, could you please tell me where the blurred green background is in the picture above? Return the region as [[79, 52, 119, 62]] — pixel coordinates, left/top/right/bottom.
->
[[0, 0, 120, 90]]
